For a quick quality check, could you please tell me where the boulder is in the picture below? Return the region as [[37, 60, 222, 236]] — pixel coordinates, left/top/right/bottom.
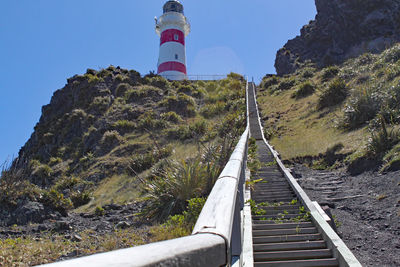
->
[[275, 0, 400, 75]]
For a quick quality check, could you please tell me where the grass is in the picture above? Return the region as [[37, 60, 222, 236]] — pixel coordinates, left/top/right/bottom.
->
[[1, 71, 247, 265], [258, 88, 367, 160], [75, 174, 141, 213], [258, 45, 400, 167], [0, 229, 147, 266]]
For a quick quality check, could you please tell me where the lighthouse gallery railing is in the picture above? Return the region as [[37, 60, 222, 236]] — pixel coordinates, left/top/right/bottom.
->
[[40, 82, 250, 267]]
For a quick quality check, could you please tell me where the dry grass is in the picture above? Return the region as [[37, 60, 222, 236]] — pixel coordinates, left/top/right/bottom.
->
[[76, 174, 142, 213], [258, 89, 367, 160], [0, 229, 147, 267]]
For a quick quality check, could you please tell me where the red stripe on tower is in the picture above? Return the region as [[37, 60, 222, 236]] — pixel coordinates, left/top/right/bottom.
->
[[160, 29, 185, 46], [155, 1, 190, 80], [157, 61, 187, 74]]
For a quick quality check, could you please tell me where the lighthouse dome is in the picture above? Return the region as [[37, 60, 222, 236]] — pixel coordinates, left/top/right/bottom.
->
[[163, 0, 184, 14]]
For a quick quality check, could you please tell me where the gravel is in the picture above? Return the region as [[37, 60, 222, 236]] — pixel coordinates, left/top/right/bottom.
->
[[293, 164, 400, 267]]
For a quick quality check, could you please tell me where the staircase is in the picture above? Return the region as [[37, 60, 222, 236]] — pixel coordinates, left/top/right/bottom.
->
[[247, 83, 340, 267]]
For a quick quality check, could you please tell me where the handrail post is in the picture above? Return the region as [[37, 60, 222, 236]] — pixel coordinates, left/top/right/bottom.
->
[[231, 192, 242, 261]]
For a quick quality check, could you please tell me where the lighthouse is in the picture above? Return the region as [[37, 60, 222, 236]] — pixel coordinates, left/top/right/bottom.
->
[[155, 0, 190, 80]]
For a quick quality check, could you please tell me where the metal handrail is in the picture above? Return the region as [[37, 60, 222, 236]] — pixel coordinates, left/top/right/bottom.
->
[[40, 80, 250, 267]]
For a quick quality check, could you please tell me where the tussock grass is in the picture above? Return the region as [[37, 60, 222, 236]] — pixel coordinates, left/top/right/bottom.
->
[[259, 44, 400, 172]]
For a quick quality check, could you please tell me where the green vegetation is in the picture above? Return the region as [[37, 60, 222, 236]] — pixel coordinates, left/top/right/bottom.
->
[[0, 69, 246, 264], [258, 43, 400, 173], [247, 137, 261, 174], [291, 81, 315, 99], [0, 229, 146, 266]]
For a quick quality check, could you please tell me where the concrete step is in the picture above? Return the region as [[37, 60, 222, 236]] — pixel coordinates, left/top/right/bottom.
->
[[252, 222, 314, 230], [253, 181, 289, 186], [253, 233, 322, 244], [253, 249, 333, 261], [252, 213, 307, 220], [255, 208, 302, 215], [253, 227, 318, 237], [259, 204, 301, 210], [252, 192, 294, 197], [253, 184, 292, 189], [252, 197, 297, 203], [252, 218, 311, 225], [253, 240, 327, 252], [252, 191, 296, 197], [254, 258, 339, 267]]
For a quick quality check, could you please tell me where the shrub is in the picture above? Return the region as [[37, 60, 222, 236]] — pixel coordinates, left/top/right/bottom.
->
[[129, 69, 141, 81], [115, 83, 132, 97], [40, 189, 73, 215], [164, 120, 207, 141], [0, 165, 41, 208], [177, 85, 194, 95], [381, 143, 400, 172], [205, 82, 218, 92], [146, 76, 169, 88], [216, 111, 246, 138], [113, 120, 136, 132], [189, 119, 208, 137], [140, 86, 163, 98], [160, 112, 182, 123], [367, 120, 400, 157], [115, 74, 128, 83], [32, 164, 52, 179], [383, 45, 400, 63], [79, 152, 95, 166], [301, 67, 316, 78], [85, 73, 102, 85], [101, 130, 123, 150], [318, 78, 348, 109], [164, 125, 192, 140], [200, 102, 226, 118], [291, 81, 315, 99], [227, 72, 244, 81], [142, 159, 207, 221], [86, 68, 97, 75], [277, 78, 295, 90], [71, 191, 92, 208], [54, 177, 81, 192], [48, 157, 62, 166], [137, 111, 168, 131], [385, 63, 400, 80], [151, 197, 206, 240], [89, 96, 111, 112], [160, 93, 196, 117], [321, 66, 339, 81], [95, 206, 105, 216], [261, 75, 279, 90], [98, 68, 112, 79], [341, 89, 381, 129], [129, 146, 172, 174]]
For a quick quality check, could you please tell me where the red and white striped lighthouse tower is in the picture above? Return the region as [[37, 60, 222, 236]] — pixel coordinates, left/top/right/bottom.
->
[[155, 0, 190, 80]]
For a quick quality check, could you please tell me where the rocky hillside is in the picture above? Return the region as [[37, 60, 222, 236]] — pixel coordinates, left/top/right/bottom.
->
[[275, 0, 400, 75], [260, 44, 400, 174], [0, 67, 246, 227]]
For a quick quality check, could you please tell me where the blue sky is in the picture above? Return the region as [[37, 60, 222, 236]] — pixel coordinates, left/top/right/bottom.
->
[[0, 0, 316, 164]]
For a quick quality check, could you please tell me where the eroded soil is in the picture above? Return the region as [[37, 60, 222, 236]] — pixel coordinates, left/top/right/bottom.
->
[[293, 164, 400, 267]]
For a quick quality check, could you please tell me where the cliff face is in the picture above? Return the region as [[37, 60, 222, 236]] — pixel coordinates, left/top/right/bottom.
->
[[275, 0, 400, 75]]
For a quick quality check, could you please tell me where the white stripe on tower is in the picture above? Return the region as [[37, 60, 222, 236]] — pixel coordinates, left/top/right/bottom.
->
[[155, 0, 190, 81]]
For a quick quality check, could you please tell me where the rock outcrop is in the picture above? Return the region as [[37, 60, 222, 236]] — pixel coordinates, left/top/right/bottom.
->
[[275, 0, 400, 75]]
